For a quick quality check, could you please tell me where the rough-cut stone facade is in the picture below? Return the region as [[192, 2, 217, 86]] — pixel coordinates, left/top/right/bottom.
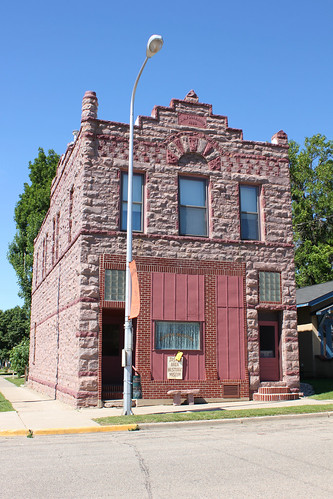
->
[[29, 90, 299, 407]]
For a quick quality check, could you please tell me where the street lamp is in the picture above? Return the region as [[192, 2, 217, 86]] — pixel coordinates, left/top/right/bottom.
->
[[123, 34, 163, 415]]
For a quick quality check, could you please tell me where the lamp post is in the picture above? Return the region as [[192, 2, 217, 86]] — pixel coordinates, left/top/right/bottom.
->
[[123, 34, 163, 415]]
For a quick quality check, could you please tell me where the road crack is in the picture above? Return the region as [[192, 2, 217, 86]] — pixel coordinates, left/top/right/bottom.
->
[[122, 441, 152, 498]]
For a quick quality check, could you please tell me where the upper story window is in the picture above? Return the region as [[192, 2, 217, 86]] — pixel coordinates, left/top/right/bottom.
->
[[68, 186, 74, 243], [240, 185, 260, 240], [179, 177, 207, 236], [121, 172, 144, 232], [54, 212, 60, 262], [259, 271, 281, 302]]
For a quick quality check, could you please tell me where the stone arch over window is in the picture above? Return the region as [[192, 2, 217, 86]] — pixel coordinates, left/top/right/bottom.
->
[[178, 152, 207, 169], [166, 132, 221, 171]]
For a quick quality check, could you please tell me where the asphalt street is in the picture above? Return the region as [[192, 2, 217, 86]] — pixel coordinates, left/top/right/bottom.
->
[[1, 414, 332, 498]]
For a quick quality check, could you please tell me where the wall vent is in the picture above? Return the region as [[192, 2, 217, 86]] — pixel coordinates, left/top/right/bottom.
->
[[223, 384, 240, 398]]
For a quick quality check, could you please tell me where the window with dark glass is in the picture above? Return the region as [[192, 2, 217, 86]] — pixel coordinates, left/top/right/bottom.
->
[[104, 270, 125, 301], [102, 324, 121, 356], [121, 173, 144, 231], [240, 185, 260, 240], [155, 321, 201, 350], [259, 271, 281, 302], [179, 177, 207, 236], [260, 324, 276, 358]]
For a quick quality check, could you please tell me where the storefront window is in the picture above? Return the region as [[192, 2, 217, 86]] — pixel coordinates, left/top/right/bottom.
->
[[155, 321, 200, 350]]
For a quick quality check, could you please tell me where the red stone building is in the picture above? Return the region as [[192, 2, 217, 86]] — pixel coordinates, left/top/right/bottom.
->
[[28, 90, 300, 407]]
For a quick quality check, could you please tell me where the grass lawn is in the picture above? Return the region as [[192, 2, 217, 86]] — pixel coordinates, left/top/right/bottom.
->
[[94, 403, 333, 426], [4, 376, 25, 388], [0, 392, 14, 412], [302, 378, 333, 400]]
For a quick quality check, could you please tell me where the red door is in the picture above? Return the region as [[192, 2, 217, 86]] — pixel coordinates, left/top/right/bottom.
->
[[259, 321, 279, 381], [216, 275, 246, 380]]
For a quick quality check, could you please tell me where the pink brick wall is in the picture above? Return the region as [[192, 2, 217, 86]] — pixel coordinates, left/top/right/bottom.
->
[[29, 90, 298, 407]]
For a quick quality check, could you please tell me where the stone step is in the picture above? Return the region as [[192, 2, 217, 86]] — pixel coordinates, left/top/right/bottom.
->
[[259, 381, 287, 387], [258, 386, 292, 394], [253, 392, 300, 402], [254, 381, 301, 401], [103, 399, 136, 408]]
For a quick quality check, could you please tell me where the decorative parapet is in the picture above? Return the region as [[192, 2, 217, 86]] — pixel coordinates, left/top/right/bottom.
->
[[166, 131, 222, 170], [81, 91, 98, 122], [271, 130, 288, 146]]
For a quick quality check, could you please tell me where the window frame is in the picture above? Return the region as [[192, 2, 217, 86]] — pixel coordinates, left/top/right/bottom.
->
[[154, 320, 202, 351], [104, 269, 126, 302], [259, 271, 282, 303], [178, 176, 208, 237], [239, 184, 260, 241], [120, 172, 144, 232]]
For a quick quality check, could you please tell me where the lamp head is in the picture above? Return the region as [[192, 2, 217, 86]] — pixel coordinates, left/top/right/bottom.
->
[[146, 34, 163, 58]]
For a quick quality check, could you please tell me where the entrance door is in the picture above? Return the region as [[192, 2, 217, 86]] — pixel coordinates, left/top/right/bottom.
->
[[259, 321, 279, 381], [102, 310, 124, 400]]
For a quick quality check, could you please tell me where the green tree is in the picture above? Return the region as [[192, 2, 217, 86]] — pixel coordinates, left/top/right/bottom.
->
[[8, 148, 59, 310], [9, 338, 30, 377], [289, 134, 333, 287], [0, 307, 29, 362]]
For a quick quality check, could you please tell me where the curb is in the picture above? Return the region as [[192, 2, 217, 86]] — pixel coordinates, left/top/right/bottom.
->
[[0, 429, 30, 437], [138, 410, 333, 430], [1, 410, 332, 437], [0, 424, 139, 437]]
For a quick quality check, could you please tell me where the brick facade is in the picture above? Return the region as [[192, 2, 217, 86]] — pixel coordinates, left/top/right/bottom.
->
[[28, 90, 299, 407]]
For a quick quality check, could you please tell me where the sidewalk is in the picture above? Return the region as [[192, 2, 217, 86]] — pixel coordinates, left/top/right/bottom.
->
[[0, 376, 103, 435], [1, 375, 332, 436]]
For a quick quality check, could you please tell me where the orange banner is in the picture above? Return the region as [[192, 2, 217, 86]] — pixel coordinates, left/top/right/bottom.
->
[[129, 260, 140, 319]]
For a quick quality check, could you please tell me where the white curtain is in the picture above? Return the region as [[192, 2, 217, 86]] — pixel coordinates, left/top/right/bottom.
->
[[155, 321, 200, 350]]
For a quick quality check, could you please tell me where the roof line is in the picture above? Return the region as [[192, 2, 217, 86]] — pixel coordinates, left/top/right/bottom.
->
[[297, 290, 333, 308]]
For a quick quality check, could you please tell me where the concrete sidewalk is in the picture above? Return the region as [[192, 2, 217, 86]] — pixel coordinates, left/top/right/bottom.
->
[[1, 375, 332, 436], [0, 376, 104, 435]]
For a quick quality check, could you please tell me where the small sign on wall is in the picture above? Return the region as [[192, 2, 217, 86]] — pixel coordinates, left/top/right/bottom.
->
[[167, 356, 183, 379]]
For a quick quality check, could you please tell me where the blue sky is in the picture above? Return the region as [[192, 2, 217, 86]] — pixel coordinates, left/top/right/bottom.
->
[[1, 0, 332, 310]]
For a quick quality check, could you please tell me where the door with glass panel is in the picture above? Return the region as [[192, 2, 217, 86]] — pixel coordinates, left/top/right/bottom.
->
[[259, 321, 279, 381]]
